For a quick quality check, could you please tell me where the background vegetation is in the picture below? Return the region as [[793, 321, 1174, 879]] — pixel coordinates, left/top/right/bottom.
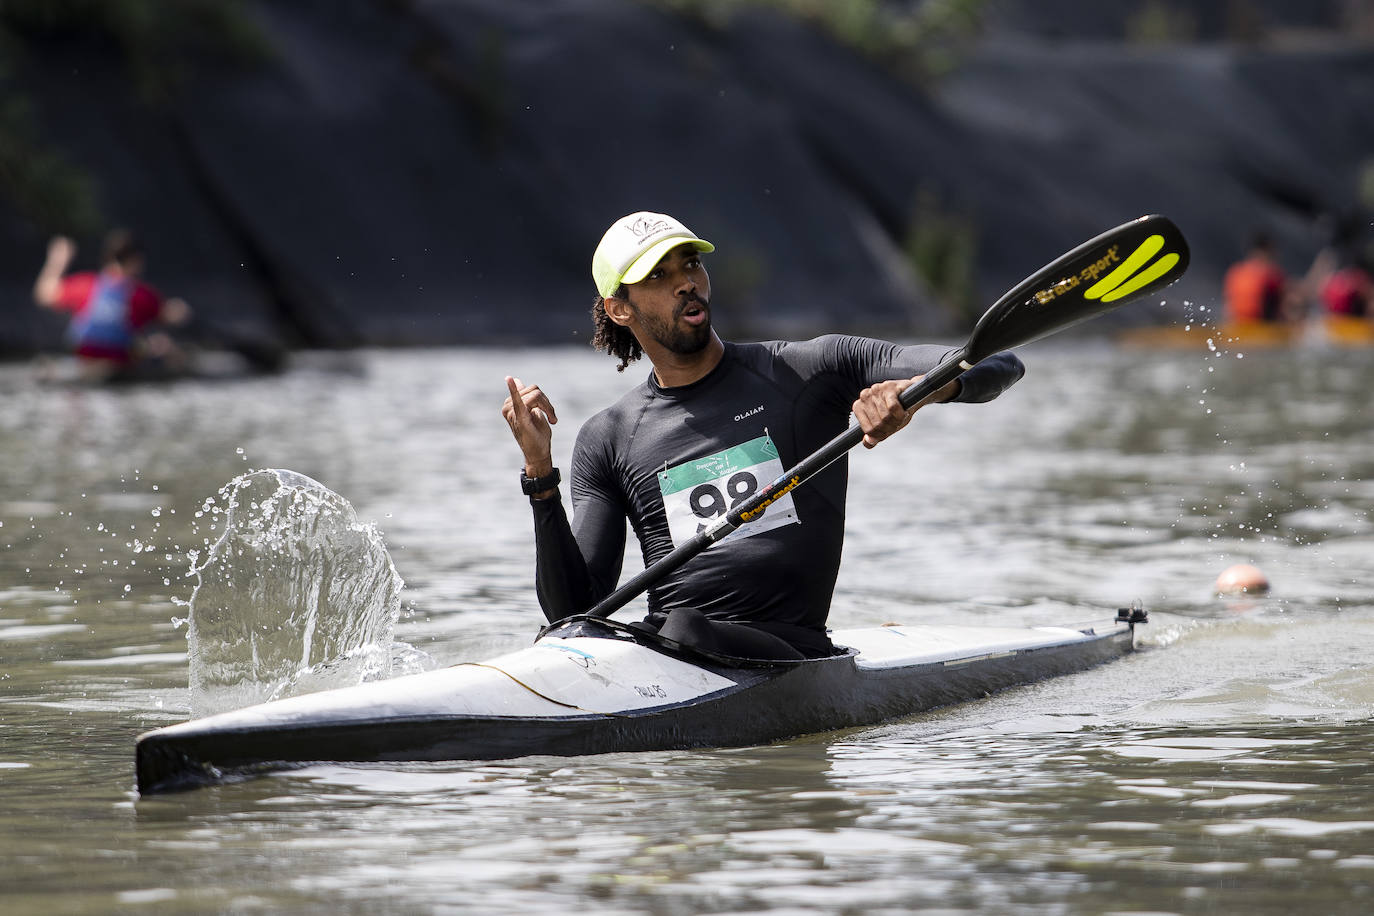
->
[[0, 0, 267, 235]]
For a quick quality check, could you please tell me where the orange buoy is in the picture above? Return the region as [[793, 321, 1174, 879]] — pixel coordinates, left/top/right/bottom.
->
[[1215, 563, 1270, 596]]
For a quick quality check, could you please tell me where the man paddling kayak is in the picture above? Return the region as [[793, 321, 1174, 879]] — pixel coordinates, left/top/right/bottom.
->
[[34, 230, 191, 378], [502, 211, 1024, 660]]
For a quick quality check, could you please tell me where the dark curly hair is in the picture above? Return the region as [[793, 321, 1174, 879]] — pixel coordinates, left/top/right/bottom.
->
[[590, 284, 642, 372]]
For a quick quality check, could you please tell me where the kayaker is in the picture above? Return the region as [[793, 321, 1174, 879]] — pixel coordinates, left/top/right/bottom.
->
[[502, 211, 1024, 660], [1319, 253, 1372, 318], [1222, 232, 1295, 324], [33, 230, 191, 378]]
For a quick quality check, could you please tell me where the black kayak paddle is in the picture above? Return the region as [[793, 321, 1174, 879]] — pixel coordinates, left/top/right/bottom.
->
[[586, 213, 1190, 619]]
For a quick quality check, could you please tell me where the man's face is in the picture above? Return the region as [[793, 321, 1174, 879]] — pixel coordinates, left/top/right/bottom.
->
[[620, 244, 714, 356]]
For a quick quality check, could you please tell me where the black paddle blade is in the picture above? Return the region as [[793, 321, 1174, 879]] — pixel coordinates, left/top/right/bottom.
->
[[965, 215, 1189, 363]]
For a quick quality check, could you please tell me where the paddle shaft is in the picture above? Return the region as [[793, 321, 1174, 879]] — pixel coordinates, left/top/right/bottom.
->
[[584, 214, 1190, 620]]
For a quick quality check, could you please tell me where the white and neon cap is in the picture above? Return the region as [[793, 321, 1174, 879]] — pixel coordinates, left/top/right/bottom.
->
[[592, 211, 715, 298]]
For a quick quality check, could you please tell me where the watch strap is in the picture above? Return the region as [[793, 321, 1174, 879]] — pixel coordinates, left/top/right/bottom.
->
[[520, 467, 561, 496]]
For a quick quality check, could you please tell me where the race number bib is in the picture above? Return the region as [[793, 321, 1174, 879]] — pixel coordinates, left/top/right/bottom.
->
[[657, 435, 799, 547]]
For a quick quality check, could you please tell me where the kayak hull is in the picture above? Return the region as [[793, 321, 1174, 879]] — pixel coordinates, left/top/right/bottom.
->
[[136, 614, 1141, 794], [1117, 316, 1374, 350]]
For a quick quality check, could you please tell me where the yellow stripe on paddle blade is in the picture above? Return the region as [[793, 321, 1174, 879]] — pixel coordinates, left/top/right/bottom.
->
[[1100, 252, 1181, 302], [1084, 234, 1165, 301]]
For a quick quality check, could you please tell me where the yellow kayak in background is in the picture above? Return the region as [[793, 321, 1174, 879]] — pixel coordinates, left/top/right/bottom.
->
[[1118, 315, 1374, 350]]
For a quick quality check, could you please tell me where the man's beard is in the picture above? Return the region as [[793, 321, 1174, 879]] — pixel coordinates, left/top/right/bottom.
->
[[633, 293, 713, 356]]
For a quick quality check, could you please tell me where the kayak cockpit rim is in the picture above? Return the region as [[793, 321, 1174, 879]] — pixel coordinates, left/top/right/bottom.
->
[[537, 604, 1148, 673], [537, 615, 827, 670]]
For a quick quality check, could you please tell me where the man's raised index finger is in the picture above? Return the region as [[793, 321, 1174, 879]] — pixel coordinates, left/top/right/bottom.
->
[[505, 376, 528, 418]]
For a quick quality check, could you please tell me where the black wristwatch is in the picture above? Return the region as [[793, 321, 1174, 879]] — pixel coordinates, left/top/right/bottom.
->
[[520, 467, 561, 496]]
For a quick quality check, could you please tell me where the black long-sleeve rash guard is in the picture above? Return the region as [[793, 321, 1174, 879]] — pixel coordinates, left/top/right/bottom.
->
[[530, 336, 1025, 644]]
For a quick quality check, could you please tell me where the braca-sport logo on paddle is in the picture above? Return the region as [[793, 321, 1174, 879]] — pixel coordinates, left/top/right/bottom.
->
[[963, 215, 1189, 365], [1028, 231, 1185, 308], [1027, 215, 1189, 311]]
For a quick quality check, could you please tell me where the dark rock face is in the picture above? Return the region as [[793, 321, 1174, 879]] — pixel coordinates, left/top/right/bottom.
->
[[3, 0, 1371, 354], [936, 40, 1374, 313]]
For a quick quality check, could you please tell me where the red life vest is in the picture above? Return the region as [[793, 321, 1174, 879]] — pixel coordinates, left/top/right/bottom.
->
[[1321, 267, 1371, 317], [1223, 258, 1286, 322]]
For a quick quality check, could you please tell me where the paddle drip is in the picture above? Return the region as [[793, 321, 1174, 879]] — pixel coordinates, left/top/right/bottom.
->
[[185, 469, 405, 716]]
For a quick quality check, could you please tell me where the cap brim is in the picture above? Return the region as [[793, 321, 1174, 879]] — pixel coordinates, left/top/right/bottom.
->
[[619, 237, 715, 288]]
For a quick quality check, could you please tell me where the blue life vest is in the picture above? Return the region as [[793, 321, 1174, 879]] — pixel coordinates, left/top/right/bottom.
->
[[67, 274, 135, 352]]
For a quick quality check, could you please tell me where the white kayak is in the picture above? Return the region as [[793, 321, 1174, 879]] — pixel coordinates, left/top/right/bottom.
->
[[136, 609, 1146, 794]]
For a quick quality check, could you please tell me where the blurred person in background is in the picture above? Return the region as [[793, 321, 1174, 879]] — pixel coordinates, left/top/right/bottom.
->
[[1317, 247, 1373, 319], [33, 229, 191, 379], [1223, 231, 1298, 325]]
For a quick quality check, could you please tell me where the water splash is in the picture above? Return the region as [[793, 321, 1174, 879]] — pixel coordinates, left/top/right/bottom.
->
[[185, 469, 405, 716]]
